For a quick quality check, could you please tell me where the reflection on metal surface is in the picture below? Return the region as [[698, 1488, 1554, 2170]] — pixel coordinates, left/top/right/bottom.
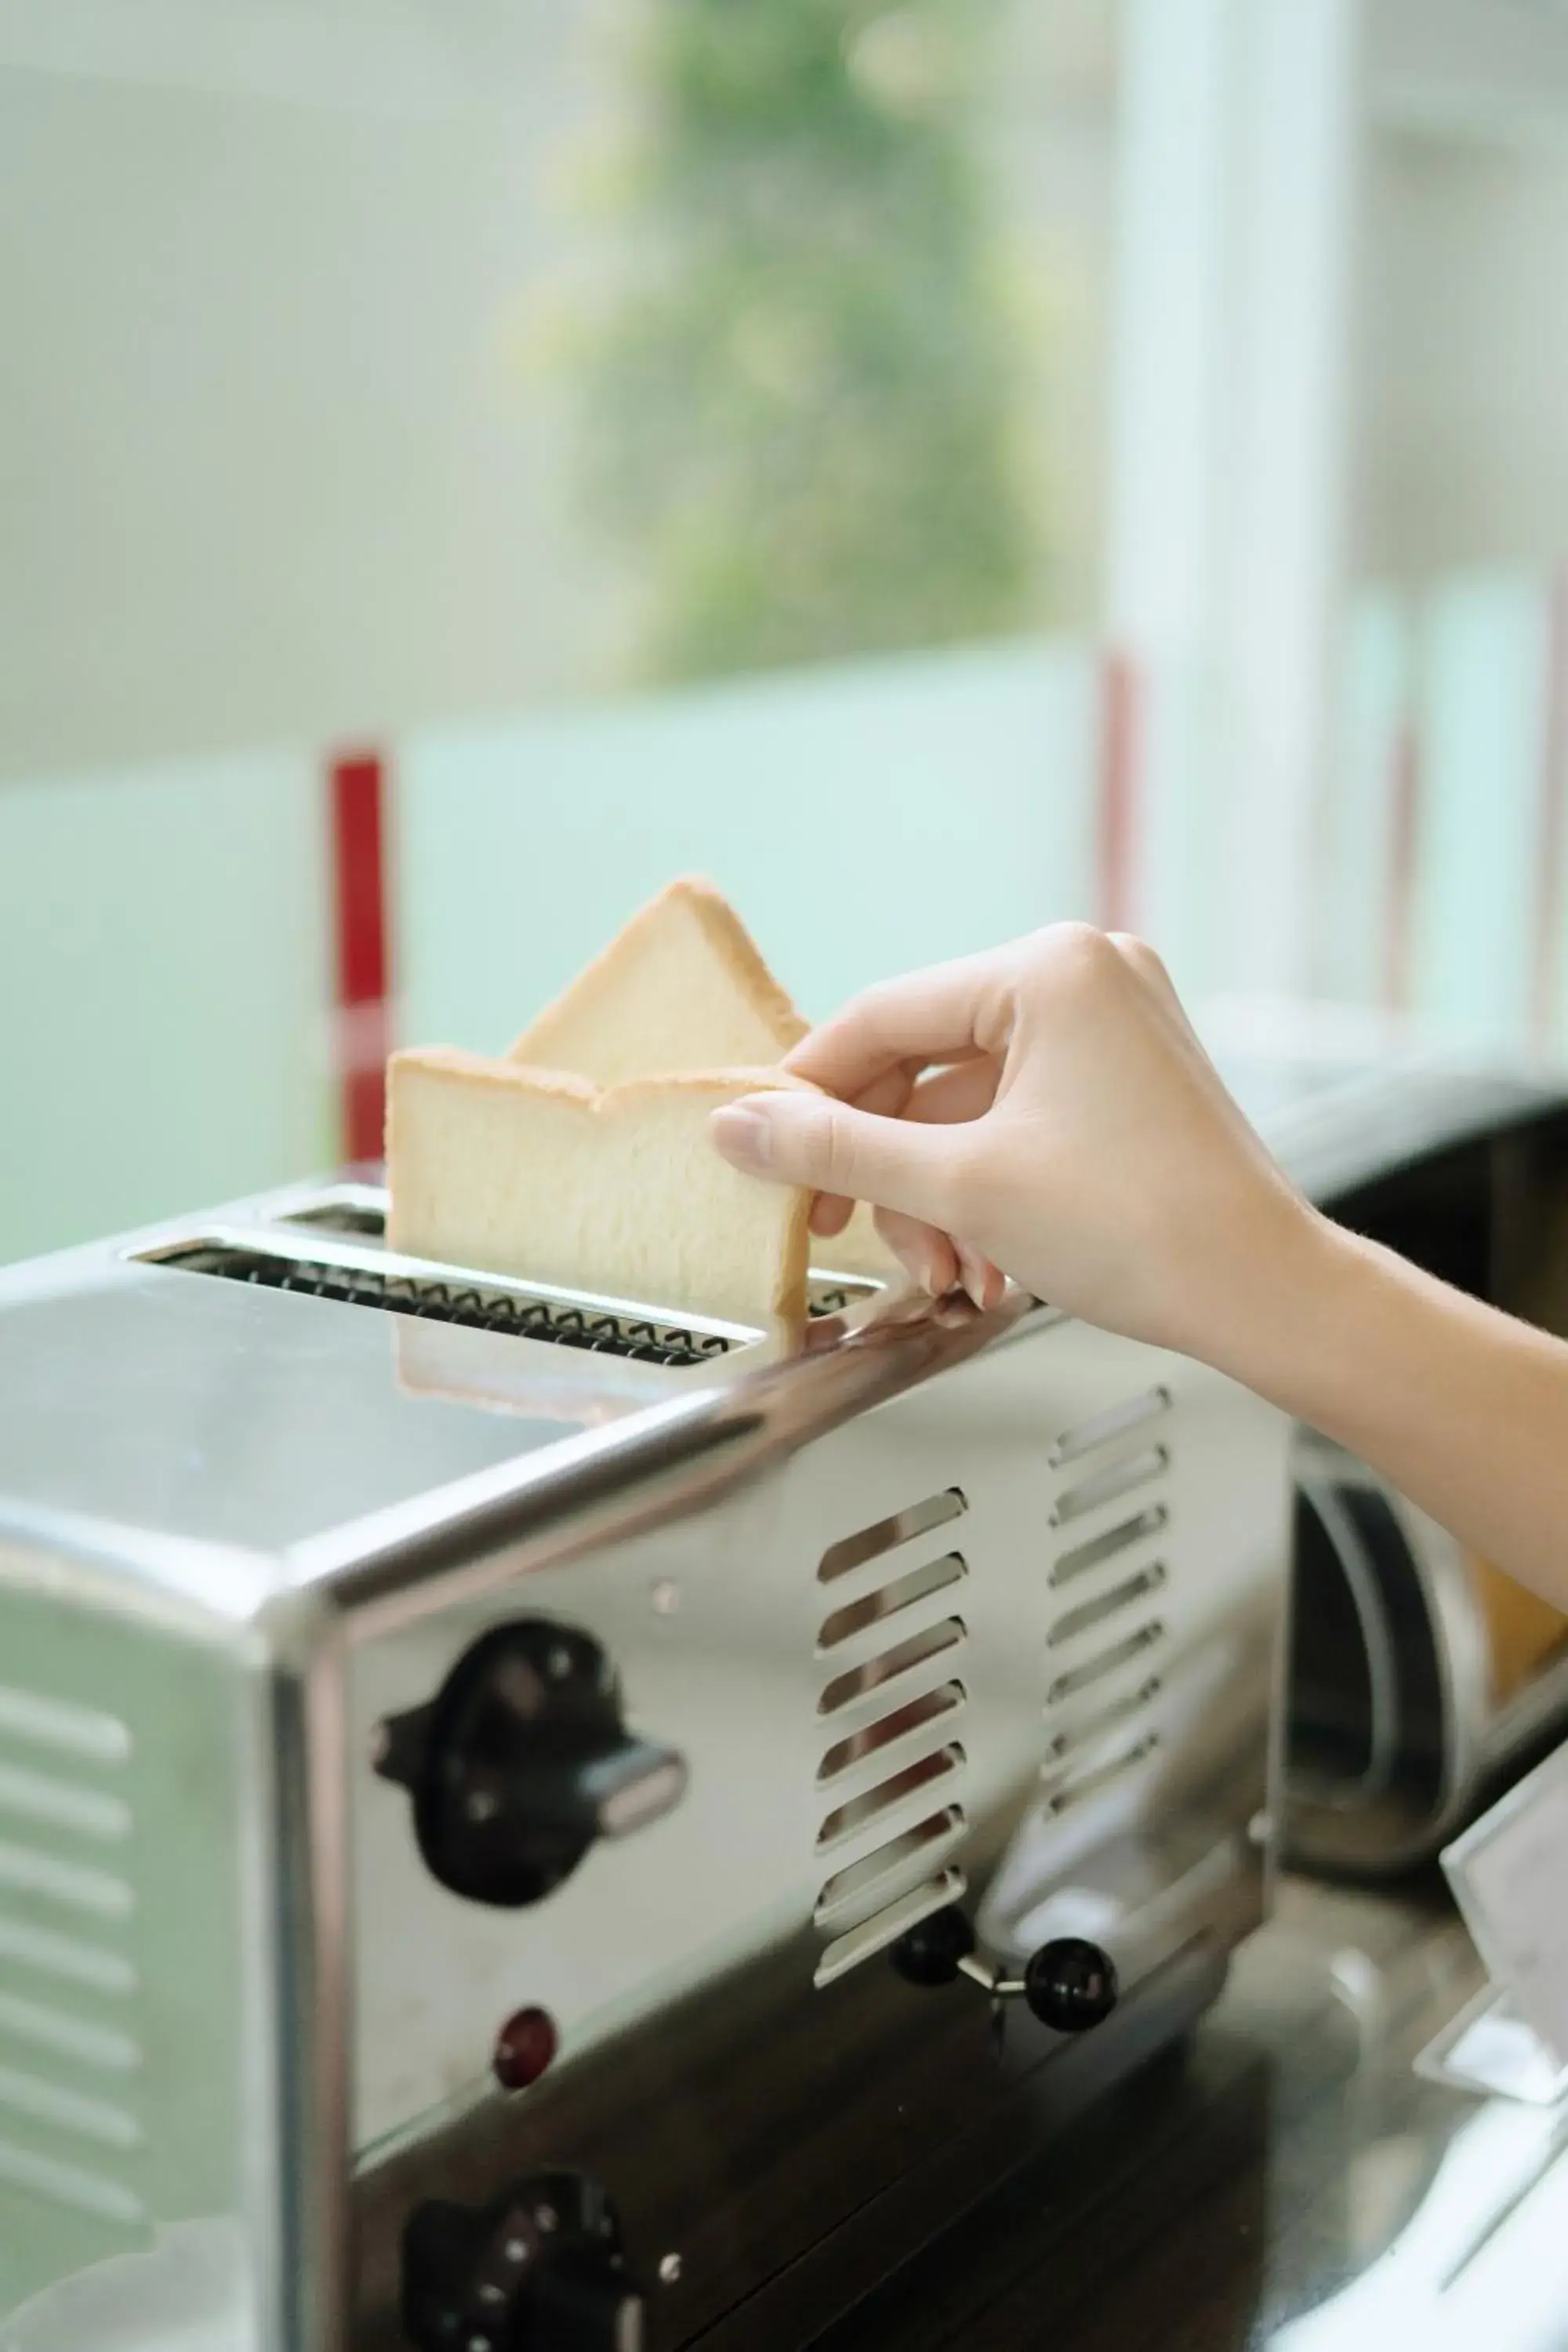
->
[[1285, 1434, 1568, 1876], [1269, 2100, 1568, 2352]]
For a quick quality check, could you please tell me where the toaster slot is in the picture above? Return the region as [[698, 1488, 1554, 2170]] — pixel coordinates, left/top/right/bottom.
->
[[273, 1183, 390, 1239], [270, 1188, 880, 1318], [138, 1240, 739, 1368]]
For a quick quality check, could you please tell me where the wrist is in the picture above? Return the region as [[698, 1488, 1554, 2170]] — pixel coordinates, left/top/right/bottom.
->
[[1201, 1195, 1363, 1416]]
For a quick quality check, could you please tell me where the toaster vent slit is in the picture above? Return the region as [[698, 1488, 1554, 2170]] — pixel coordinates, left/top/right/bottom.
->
[[1051, 1507, 1167, 1588], [0, 2063, 141, 2152], [1052, 1446, 1169, 1526], [818, 1490, 967, 1584], [145, 1243, 738, 1367], [1047, 1564, 1167, 1648], [814, 1866, 969, 1987], [0, 2136, 146, 2227], [817, 1683, 966, 1784], [1043, 1734, 1160, 1817], [1051, 1387, 1171, 1468], [0, 1988, 140, 2073], [0, 1763, 132, 1846], [811, 1498, 974, 1984], [813, 1810, 967, 1926], [1045, 1677, 1162, 1761], [0, 1918, 136, 1998], [816, 1553, 967, 1655], [0, 1680, 150, 2230], [818, 1618, 967, 1719], [0, 1841, 134, 1922], [0, 1687, 131, 1769], [1046, 1623, 1164, 1706], [815, 1746, 965, 1854]]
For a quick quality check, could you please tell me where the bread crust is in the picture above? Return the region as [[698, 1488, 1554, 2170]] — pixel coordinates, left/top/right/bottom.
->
[[391, 1047, 815, 1114], [507, 876, 808, 1065]]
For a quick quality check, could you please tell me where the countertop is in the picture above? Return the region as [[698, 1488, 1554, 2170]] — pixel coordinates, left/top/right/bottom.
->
[[811, 1874, 1568, 2350]]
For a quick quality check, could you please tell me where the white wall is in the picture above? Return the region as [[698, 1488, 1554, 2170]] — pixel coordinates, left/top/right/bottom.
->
[[1355, 128, 1568, 581]]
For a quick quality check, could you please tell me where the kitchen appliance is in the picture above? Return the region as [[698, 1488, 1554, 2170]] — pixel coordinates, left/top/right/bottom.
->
[[0, 1172, 1290, 2351], [1223, 1047, 1568, 1875]]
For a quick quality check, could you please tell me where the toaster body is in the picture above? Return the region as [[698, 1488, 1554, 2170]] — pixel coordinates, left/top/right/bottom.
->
[[0, 1177, 1290, 2351]]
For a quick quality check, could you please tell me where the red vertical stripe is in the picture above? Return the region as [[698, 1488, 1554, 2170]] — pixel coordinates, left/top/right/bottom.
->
[[1532, 569, 1568, 1047], [1097, 648, 1141, 933], [1384, 716, 1421, 1016], [329, 749, 391, 1165]]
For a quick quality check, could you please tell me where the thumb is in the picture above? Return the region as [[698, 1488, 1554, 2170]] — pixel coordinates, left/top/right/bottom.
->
[[710, 1091, 958, 1228]]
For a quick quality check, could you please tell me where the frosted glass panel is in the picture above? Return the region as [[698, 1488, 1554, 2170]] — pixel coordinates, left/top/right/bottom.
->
[[0, 757, 332, 1264], [397, 642, 1098, 1051], [1410, 575, 1549, 1048]]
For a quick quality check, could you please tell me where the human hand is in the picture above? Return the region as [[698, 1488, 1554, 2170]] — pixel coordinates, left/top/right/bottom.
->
[[709, 924, 1326, 1367]]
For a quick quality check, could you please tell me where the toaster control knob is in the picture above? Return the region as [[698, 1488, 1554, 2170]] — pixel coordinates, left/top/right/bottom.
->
[[376, 1618, 687, 1908], [1022, 1938, 1120, 2032], [402, 2169, 644, 2352]]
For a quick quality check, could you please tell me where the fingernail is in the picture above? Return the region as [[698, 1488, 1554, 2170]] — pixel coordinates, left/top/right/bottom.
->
[[710, 1105, 772, 1172], [958, 1248, 987, 1310]]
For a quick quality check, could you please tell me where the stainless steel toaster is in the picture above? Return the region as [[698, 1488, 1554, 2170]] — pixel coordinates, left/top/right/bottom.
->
[[0, 1176, 1291, 2352]]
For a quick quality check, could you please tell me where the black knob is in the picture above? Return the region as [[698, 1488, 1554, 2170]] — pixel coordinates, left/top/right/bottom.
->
[[888, 1904, 976, 1987], [402, 2169, 644, 2352], [1022, 1937, 1119, 2032], [376, 1619, 686, 1908]]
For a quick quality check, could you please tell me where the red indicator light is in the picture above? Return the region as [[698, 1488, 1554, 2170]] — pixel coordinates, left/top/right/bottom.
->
[[492, 2005, 558, 2092]]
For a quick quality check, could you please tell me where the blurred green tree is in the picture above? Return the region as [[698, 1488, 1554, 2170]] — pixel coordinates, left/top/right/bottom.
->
[[576, 0, 1047, 683]]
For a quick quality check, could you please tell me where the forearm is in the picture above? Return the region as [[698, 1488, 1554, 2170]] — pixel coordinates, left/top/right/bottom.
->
[[1219, 1208, 1568, 1615]]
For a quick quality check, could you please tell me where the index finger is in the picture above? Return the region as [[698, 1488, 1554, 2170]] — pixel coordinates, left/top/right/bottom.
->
[[783, 949, 1009, 1102]]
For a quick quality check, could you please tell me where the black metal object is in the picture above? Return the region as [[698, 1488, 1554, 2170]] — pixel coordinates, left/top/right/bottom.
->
[[402, 2169, 643, 2351], [1022, 1940, 1120, 2034], [376, 1618, 687, 1909], [890, 1911, 1119, 2034], [888, 1905, 977, 1989]]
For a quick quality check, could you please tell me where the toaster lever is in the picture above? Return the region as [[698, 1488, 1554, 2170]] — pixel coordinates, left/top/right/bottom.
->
[[890, 1906, 1120, 2034], [376, 1618, 688, 1908]]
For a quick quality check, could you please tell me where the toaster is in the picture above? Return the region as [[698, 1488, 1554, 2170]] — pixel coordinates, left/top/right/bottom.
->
[[1221, 1047, 1568, 1875], [0, 1175, 1291, 2351]]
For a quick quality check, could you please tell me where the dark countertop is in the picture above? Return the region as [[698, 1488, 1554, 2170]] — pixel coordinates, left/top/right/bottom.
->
[[811, 1875, 1568, 2350]]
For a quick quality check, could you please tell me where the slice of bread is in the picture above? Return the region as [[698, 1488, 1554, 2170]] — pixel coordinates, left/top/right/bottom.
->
[[387, 1047, 816, 1324], [510, 875, 901, 1281], [510, 876, 807, 1081]]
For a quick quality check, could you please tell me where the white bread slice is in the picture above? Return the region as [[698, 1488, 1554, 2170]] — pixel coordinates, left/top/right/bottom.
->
[[510, 876, 901, 1282], [508, 876, 807, 1080], [387, 1047, 816, 1324]]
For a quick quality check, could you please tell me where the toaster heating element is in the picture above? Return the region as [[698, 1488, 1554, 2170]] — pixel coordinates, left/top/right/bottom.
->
[[0, 1174, 1290, 2352]]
